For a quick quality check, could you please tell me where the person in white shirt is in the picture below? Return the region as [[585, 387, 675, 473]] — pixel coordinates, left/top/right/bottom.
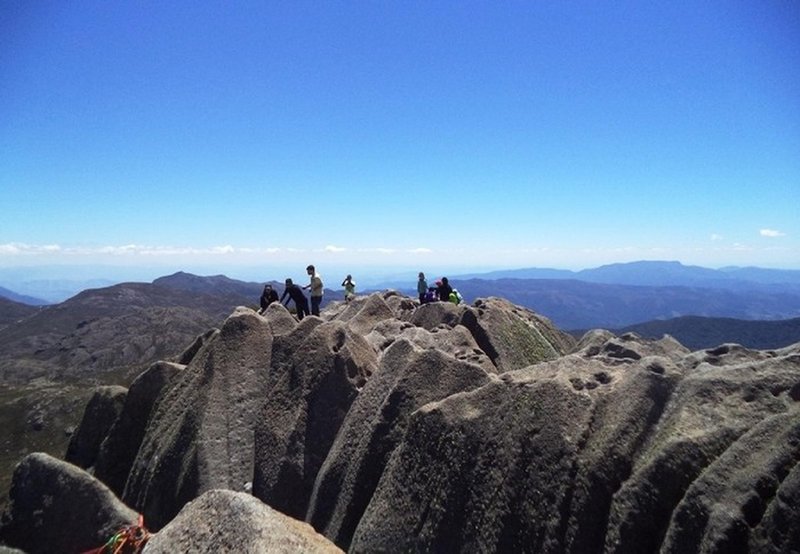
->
[[304, 264, 324, 316]]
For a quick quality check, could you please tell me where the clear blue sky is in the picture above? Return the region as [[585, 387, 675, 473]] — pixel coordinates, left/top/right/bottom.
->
[[2, 1, 798, 279]]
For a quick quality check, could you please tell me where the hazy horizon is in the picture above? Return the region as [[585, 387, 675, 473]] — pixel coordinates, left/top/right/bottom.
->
[[3, 258, 800, 304]]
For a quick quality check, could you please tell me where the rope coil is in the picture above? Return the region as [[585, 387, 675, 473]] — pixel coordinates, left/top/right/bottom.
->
[[82, 514, 150, 554]]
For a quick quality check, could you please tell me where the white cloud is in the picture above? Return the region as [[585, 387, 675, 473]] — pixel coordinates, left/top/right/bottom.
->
[[760, 229, 786, 238], [0, 242, 63, 255], [710, 234, 723, 241], [324, 245, 347, 253], [407, 247, 433, 254]]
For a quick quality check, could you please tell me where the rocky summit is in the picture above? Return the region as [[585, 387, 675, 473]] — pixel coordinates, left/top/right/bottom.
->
[[1, 292, 798, 553]]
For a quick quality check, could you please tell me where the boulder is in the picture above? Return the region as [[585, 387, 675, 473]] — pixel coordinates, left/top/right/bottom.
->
[[123, 307, 273, 530], [253, 319, 377, 520], [572, 328, 616, 354], [577, 331, 690, 364], [406, 300, 464, 331], [93, 361, 185, 496], [307, 335, 494, 549], [64, 385, 128, 469], [458, 297, 576, 372], [363, 318, 418, 353], [261, 301, 299, 336], [339, 293, 396, 336], [144, 489, 342, 553], [0, 453, 138, 554], [351, 352, 682, 553], [382, 290, 417, 317]]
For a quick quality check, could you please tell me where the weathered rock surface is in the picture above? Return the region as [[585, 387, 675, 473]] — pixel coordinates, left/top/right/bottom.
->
[[459, 296, 576, 372], [350, 349, 684, 553], [174, 328, 218, 365], [144, 489, 342, 554], [253, 319, 377, 519], [351, 338, 800, 553], [124, 307, 273, 530], [64, 385, 128, 469], [307, 333, 494, 549], [6, 293, 799, 553], [261, 301, 299, 336], [94, 360, 185, 497], [406, 300, 465, 331], [0, 453, 137, 554], [604, 342, 800, 554], [330, 293, 397, 337]]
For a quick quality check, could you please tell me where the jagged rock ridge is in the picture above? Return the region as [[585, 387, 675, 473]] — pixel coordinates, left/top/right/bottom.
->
[[1, 292, 798, 553]]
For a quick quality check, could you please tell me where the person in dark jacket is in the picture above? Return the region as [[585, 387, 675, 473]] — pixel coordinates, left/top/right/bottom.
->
[[259, 284, 279, 313], [280, 278, 309, 320], [436, 277, 453, 303]]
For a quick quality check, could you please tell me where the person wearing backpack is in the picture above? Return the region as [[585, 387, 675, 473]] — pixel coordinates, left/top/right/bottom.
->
[[436, 277, 453, 304]]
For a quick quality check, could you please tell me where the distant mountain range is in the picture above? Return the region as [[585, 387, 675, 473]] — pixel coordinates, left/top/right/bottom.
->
[[0, 272, 345, 384], [614, 316, 800, 351], [452, 278, 800, 330], [453, 260, 800, 288], [1, 262, 799, 365], [0, 286, 48, 306]]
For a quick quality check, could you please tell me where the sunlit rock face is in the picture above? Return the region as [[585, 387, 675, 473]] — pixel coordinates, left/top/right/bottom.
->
[[3, 294, 798, 554]]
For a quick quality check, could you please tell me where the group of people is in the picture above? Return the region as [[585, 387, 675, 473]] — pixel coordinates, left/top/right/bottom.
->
[[417, 272, 462, 305], [260, 268, 461, 321], [259, 265, 357, 321]]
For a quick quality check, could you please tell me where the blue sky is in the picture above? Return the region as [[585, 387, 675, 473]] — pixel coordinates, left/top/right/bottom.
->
[[1, 1, 798, 280]]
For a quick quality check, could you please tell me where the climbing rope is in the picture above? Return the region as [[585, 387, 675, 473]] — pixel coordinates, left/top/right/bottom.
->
[[82, 514, 150, 554]]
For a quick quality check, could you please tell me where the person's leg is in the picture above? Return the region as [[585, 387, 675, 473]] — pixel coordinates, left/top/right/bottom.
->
[[295, 300, 305, 320], [311, 295, 321, 316]]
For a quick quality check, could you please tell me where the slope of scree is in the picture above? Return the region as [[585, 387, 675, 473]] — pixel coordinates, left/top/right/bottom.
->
[[1, 292, 798, 554]]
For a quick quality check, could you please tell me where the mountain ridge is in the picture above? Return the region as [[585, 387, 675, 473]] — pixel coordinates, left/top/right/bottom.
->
[[612, 315, 800, 351], [0, 286, 48, 306], [452, 260, 800, 287]]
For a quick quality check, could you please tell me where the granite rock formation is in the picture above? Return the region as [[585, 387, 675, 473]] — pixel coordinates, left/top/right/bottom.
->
[[1, 293, 798, 554]]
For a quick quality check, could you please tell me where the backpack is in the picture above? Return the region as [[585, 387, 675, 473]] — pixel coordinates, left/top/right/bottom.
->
[[449, 289, 463, 305]]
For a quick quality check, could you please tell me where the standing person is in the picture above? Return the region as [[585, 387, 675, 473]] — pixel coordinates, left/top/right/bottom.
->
[[417, 272, 428, 304], [437, 277, 453, 303], [280, 278, 309, 320], [259, 284, 279, 313], [304, 264, 324, 316], [342, 274, 356, 302]]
